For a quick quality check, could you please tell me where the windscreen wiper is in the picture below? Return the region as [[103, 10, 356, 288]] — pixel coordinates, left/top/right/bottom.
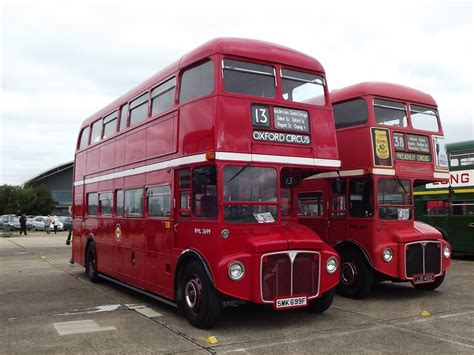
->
[[393, 176, 408, 194], [227, 161, 252, 183]]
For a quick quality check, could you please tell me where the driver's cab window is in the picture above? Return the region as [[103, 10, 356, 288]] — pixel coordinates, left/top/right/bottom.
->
[[297, 192, 323, 217], [331, 178, 346, 216], [280, 188, 292, 217], [349, 177, 373, 218], [193, 166, 217, 219]]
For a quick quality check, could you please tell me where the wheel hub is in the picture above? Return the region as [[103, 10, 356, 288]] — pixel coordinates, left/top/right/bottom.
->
[[341, 261, 358, 286], [185, 275, 202, 313]]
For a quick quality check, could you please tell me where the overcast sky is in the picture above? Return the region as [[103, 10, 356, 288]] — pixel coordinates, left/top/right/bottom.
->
[[1, 0, 472, 185]]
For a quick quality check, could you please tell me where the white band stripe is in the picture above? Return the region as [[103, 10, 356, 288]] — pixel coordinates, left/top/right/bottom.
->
[[73, 152, 341, 187]]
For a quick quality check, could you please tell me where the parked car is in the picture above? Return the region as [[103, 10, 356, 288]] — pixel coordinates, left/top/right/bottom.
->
[[59, 216, 72, 230], [33, 216, 46, 231], [10, 217, 21, 230], [26, 217, 35, 230], [1, 214, 17, 230]]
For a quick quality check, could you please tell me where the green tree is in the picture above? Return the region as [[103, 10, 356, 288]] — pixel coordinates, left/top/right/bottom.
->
[[30, 187, 57, 215], [0, 184, 56, 215]]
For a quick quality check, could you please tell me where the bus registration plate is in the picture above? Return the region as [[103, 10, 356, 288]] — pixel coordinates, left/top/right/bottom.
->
[[274, 296, 307, 310], [413, 274, 435, 284]]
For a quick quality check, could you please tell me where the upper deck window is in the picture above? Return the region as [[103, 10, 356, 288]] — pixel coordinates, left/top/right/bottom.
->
[[374, 99, 407, 127], [103, 111, 118, 139], [333, 99, 369, 129], [119, 104, 129, 131], [222, 59, 275, 98], [410, 105, 439, 132], [90, 119, 102, 144], [450, 151, 474, 168], [129, 93, 149, 126], [179, 61, 215, 103], [151, 77, 176, 116], [281, 69, 325, 106], [79, 126, 90, 149]]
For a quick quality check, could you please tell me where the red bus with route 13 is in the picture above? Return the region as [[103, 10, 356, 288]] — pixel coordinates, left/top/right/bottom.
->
[[72, 38, 341, 328], [296, 82, 452, 298]]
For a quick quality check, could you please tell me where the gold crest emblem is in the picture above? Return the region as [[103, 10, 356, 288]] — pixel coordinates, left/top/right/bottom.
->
[[375, 130, 389, 159]]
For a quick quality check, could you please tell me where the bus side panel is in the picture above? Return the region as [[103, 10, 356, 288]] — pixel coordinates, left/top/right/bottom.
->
[[100, 140, 116, 171], [178, 97, 216, 155], [125, 127, 147, 163], [74, 152, 87, 181], [86, 147, 100, 175], [146, 112, 177, 158]]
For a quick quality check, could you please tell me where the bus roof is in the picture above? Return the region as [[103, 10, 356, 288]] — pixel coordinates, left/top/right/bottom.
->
[[80, 38, 325, 129], [447, 140, 474, 153], [330, 82, 437, 107]]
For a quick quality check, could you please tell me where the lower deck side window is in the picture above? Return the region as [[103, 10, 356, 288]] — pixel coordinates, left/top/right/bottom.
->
[[125, 189, 144, 217]]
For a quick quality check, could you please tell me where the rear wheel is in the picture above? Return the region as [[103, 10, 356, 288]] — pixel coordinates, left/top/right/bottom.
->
[[85, 242, 100, 283], [179, 260, 221, 329], [306, 287, 335, 313], [412, 273, 445, 291], [337, 248, 374, 299]]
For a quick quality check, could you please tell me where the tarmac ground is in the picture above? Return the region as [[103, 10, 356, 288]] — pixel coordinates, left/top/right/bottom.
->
[[1, 233, 474, 353]]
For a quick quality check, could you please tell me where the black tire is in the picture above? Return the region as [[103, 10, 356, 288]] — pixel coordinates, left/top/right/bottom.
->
[[306, 287, 335, 313], [413, 272, 445, 291], [337, 248, 374, 299], [179, 260, 221, 329], [85, 241, 100, 283]]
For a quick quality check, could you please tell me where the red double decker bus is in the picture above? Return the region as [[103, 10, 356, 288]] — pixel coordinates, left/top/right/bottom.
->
[[297, 82, 452, 298], [72, 38, 341, 327]]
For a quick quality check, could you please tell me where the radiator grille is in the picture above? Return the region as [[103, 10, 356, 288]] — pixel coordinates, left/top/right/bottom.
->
[[261, 252, 320, 302], [406, 241, 441, 278]]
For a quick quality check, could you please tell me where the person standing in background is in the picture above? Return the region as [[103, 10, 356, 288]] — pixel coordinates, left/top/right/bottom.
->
[[19, 214, 27, 235], [44, 215, 52, 234], [52, 216, 58, 234]]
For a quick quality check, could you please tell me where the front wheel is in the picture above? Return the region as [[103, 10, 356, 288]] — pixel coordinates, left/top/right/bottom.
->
[[306, 287, 335, 313], [85, 242, 100, 283], [179, 260, 221, 329], [412, 273, 445, 291], [337, 249, 374, 299]]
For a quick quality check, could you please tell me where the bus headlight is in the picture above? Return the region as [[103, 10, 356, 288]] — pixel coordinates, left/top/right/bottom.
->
[[326, 257, 338, 274], [383, 248, 393, 262], [443, 246, 451, 259], [228, 261, 245, 281]]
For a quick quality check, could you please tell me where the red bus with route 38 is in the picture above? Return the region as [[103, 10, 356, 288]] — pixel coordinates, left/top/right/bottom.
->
[[296, 82, 452, 298], [72, 38, 341, 328]]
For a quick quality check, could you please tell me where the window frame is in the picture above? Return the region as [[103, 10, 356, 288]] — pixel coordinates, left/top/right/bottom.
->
[[222, 58, 277, 99], [151, 76, 176, 117], [124, 188, 144, 217], [99, 191, 114, 216], [146, 185, 172, 218], [90, 119, 103, 145], [280, 67, 326, 105], [192, 165, 217, 220], [78, 126, 90, 150], [179, 60, 216, 104], [297, 191, 324, 217], [333, 98, 369, 129], [115, 189, 124, 217], [119, 104, 129, 131], [177, 169, 191, 218], [409, 104, 440, 133], [331, 179, 347, 217], [373, 98, 408, 128], [102, 111, 118, 139], [129, 92, 150, 126], [87, 192, 98, 216]]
